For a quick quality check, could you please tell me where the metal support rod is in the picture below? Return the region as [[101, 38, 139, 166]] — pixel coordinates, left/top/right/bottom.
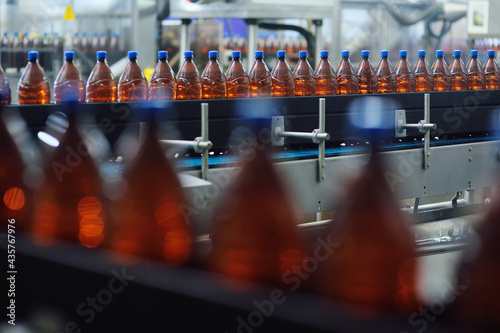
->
[[247, 20, 257, 70], [314, 20, 323, 69], [318, 98, 326, 181], [180, 19, 191, 62], [424, 93, 431, 169], [277, 131, 329, 141], [201, 103, 209, 180]]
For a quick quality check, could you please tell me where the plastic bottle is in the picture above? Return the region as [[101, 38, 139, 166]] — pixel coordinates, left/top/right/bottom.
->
[[72, 32, 80, 49], [336, 50, 359, 95], [86, 51, 118, 103], [0, 64, 11, 104], [271, 50, 295, 97], [99, 32, 107, 52], [80, 32, 90, 52], [376, 50, 397, 94], [484, 50, 500, 89], [11, 32, 20, 69], [225, 50, 250, 98], [200, 50, 226, 99], [148, 50, 176, 101], [357, 50, 378, 94], [54, 51, 85, 103], [413, 50, 434, 92], [449, 50, 469, 91], [176, 51, 201, 100], [467, 50, 486, 90], [431, 50, 451, 91], [109, 32, 120, 52], [293, 50, 316, 96], [91, 32, 100, 52], [17, 51, 51, 104], [248, 50, 272, 97], [118, 51, 148, 102], [314, 50, 337, 96], [1, 32, 9, 69]]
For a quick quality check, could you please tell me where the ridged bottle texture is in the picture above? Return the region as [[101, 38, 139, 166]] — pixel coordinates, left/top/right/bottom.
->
[[413, 50, 434, 92], [337, 50, 359, 95], [86, 51, 118, 103], [248, 50, 272, 97], [54, 51, 85, 103], [357, 50, 378, 94], [271, 50, 295, 97], [431, 50, 451, 91], [176, 51, 202, 100], [118, 51, 148, 102], [376, 50, 397, 93], [314, 50, 337, 96], [449, 50, 469, 91], [201, 50, 226, 99], [467, 50, 486, 90], [225, 50, 250, 98], [484, 50, 500, 90], [0, 63, 11, 104], [148, 50, 176, 100], [394, 50, 416, 93], [293, 50, 316, 96], [17, 51, 51, 104]]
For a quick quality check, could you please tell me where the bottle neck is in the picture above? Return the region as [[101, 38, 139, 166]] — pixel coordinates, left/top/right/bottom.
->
[[129, 57, 137, 63], [278, 56, 285, 61], [185, 57, 192, 62], [209, 57, 217, 61], [342, 56, 348, 61], [437, 55, 443, 59], [454, 56, 460, 60], [233, 57, 240, 62], [321, 56, 328, 60], [419, 56, 425, 60], [159, 57, 167, 62], [472, 55, 478, 60], [362, 56, 368, 60], [401, 56, 407, 60], [382, 56, 388, 60], [255, 57, 263, 61], [28, 58, 37, 63], [66, 58, 73, 63], [489, 55, 495, 59], [299, 56, 306, 61], [98, 58, 106, 63]]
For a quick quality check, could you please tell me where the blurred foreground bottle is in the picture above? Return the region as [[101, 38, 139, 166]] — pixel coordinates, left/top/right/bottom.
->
[[413, 50, 434, 92], [32, 104, 105, 248], [484, 50, 500, 89], [17, 51, 51, 104], [248, 50, 272, 97], [201, 50, 226, 99], [210, 118, 307, 285], [0, 63, 11, 104], [315, 50, 337, 96], [394, 50, 416, 93], [110, 112, 192, 264], [376, 50, 397, 94], [467, 50, 486, 90], [54, 51, 85, 103], [148, 50, 176, 100], [86, 51, 118, 103], [226, 50, 249, 98], [357, 50, 378, 94], [449, 50, 469, 91], [293, 50, 316, 96], [431, 50, 451, 91], [271, 50, 295, 97], [176, 51, 201, 100], [337, 50, 359, 95], [118, 51, 148, 102]]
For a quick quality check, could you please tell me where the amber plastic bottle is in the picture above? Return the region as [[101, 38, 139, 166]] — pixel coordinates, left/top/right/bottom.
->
[[225, 50, 250, 98], [413, 50, 434, 92], [293, 50, 316, 96], [431, 50, 451, 91], [394, 50, 416, 93], [357, 50, 378, 94], [314, 50, 337, 96], [449, 50, 469, 91], [248, 50, 272, 97], [337, 50, 359, 95], [32, 107, 105, 248], [86, 51, 118, 103], [148, 50, 176, 100], [110, 114, 192, 265], [484, 49, 500, 89], [17, 51, 51, 104], [318, 149, 420, 315], [176, 51, 201, 100], [0, 63, 11, 104], [201, 50, 226, 99], [376, 50, 397, 94], [209, 120, 307, 285], [271, 50, 295, 97], [467, 50, 486, 90], [118, 51, 148, 102], [54, 51, 85, 103]]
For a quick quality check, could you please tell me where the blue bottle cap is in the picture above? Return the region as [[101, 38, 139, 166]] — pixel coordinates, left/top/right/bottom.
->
[[453, 50, 461, 57], [3, 32, 7, 36], [65, 51, 75, 59], [158, 50, 168, 59], [208, 50, 218, 58], [320, 50, 329, 57], [184, 51, 194, 58], [14, 31, 18, 36], [82, 32, 87, 36], [298, 50, 308, 58], [74, 32, 79, 36], [101, 31, 106, 36], [471, 50, 479, 56], [128, 51, 138, 59], [488, 50, 496, 57], [436, 50, 444, 57], [232, 50, 241, 58], [361, 50, 369, 57], [341, 50, 349, 57], [93, 32, 98, 36], [399, 50, 407, 57], [27, 51, 38, 60], [418, 50, 426, 57], [381, 50, 389, 57], [96, 50, 107, 59], [277, 50, 286, 58], [255, 50, 264, 58]]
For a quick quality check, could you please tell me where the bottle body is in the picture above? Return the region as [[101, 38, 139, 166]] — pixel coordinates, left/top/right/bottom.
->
[[337, 52, 359, 95], [293, 51, 316, 96], [225, 51, 250, 98], [176, 52, 201, 100], [86, 57, 117, 103], [17, 52, 51, 104], [54, 53, 85, 103], [450, 52, 469, 91], [376, 52, 397, 94], [413, 52, 434, 92], [357, 51, 378, 94], [249, 53, 272, 97], [118, 53, 148, 102], [431, 52, 451, 91], [0, 65, 11, 104], [271, 51, 295, 97], [315, 52, 337, 96], [467, 51, 486, 90], [201, 52, 226, 99], [484, 51, 500, 89], [395, 53, 416, 93], [148, 52, 176, 100]]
